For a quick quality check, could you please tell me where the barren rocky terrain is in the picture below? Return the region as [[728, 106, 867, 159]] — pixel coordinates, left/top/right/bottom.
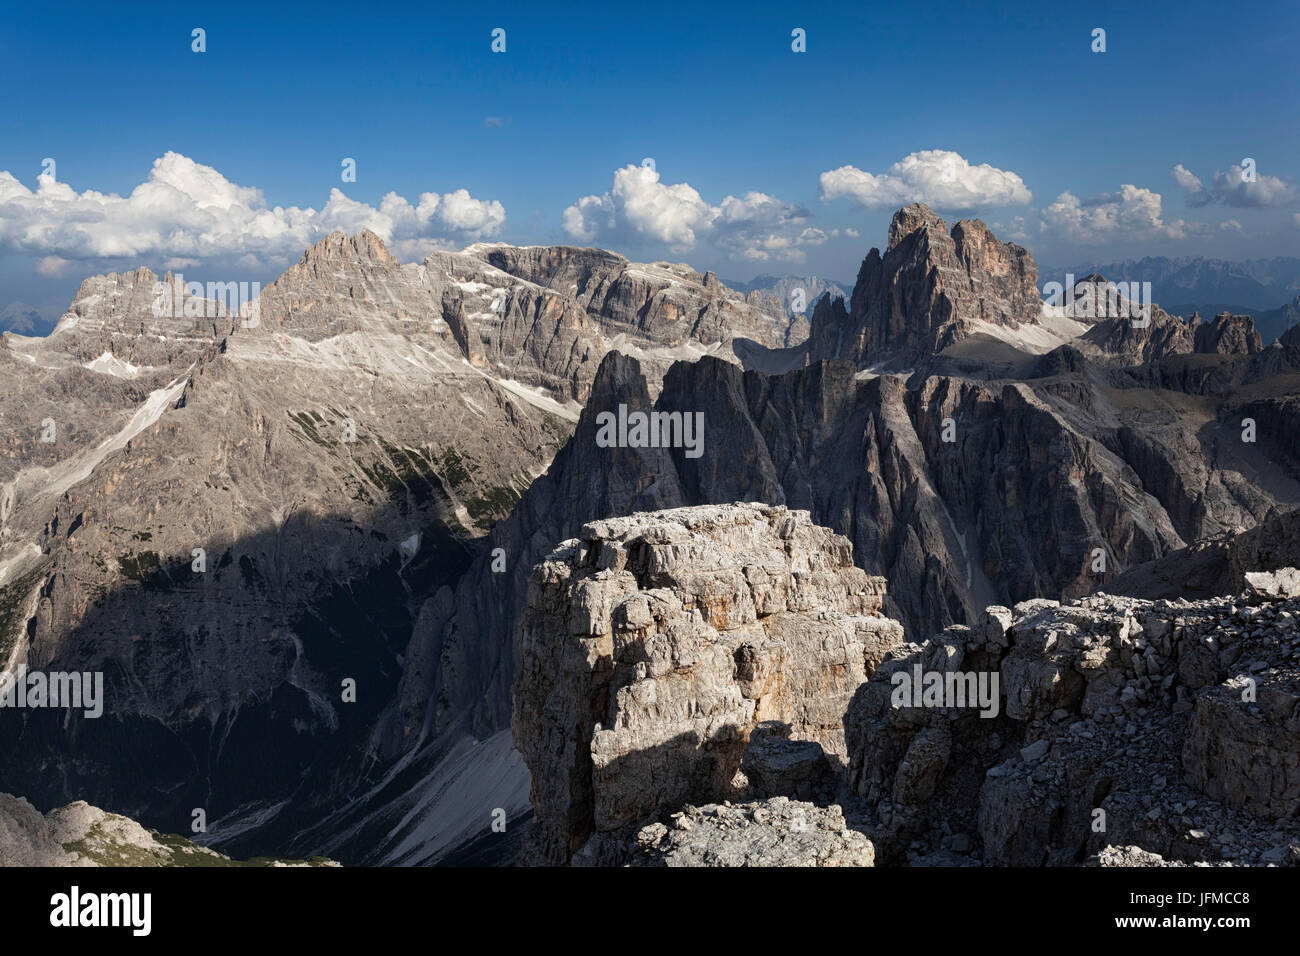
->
[[511, 505, 1300, 867], [3, 203, 1299, 867]]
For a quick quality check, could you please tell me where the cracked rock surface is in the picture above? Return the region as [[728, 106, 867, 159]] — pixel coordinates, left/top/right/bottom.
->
[[623, 798, 875, 867], [844, 581, 1300, 866], [511, 502, 901, 865]]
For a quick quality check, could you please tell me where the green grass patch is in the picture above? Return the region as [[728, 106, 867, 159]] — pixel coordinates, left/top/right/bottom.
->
[[63, 822, 335, 867]]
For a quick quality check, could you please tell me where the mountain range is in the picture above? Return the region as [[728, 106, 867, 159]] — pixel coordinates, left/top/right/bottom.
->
[[3, 204, 1300, 867], [1052, 256, 1300, 345], [0, 302, 57, 338]]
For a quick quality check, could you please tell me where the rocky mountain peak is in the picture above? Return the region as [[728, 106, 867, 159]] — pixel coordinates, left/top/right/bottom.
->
[[1064, 273, 1137, 321], [810, 289, 849, 332], [465, 243, 805, 350], [1194, 311, 1264, 354], [887, 202, 948, 250], [68, 266, 159, 310], [298, 228, 397, 268], [470, 243, 628, 288], [810, 203, 1041, 366]]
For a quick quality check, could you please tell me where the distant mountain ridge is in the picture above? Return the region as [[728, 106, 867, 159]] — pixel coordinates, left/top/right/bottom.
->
[[1046, 257, 1300, 345], [722, 274, 851, 313], [1050, 255, 1300, 311], [0, 302, 56, 337]]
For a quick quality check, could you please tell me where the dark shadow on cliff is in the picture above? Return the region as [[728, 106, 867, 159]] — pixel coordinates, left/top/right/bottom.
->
[[425, 346, 1300, 803], [0, 500, 476, 861]]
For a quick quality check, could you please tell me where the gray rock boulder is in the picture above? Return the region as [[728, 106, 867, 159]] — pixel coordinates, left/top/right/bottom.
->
[[625, 798, 875, 867]]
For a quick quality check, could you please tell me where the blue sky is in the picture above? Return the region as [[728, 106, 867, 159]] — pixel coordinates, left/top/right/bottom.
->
[[2, 0, 1297, 317]]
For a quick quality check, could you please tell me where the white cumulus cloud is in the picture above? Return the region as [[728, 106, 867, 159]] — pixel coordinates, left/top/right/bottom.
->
[[991, 215, 1031, 242], [564, 164, 717, 248], [0, 151, 506, 269], [1039, 185, 1204, 244], [818, 149, 1032, 211], [563, 163, 820, 261], [1173, 162, 1297, 208]]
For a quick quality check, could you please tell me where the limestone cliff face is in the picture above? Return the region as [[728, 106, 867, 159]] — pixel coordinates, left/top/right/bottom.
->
[[808, 203, 1040, 367], [255, 234, 797, 405], [471, 243, 803, 350], [0, 227, 819, 851], [1194, 312, 1264, 355], [511, 503, 902, 864], [0, 235, 591, 838], [0, 267, 229, 492], [396, 352, 677, 749], [49, 267, 232, 368], [256, 231, 604, 400], [1079, 303, 1195, 364], [412, 332, 1300, 761]]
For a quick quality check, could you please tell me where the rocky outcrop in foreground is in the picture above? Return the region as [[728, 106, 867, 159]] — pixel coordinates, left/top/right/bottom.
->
[[0, 792, 336, 867], [512, 503, 902, 865], [847, 570, 1300, 866], [513, 501, 1300, 867], [611, 798, 876, 867]]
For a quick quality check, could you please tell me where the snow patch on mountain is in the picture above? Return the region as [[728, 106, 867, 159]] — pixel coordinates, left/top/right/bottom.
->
[[84, 351, 143, 378], [966, 310, 1089, 355], [493, 377, 581, 422]]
